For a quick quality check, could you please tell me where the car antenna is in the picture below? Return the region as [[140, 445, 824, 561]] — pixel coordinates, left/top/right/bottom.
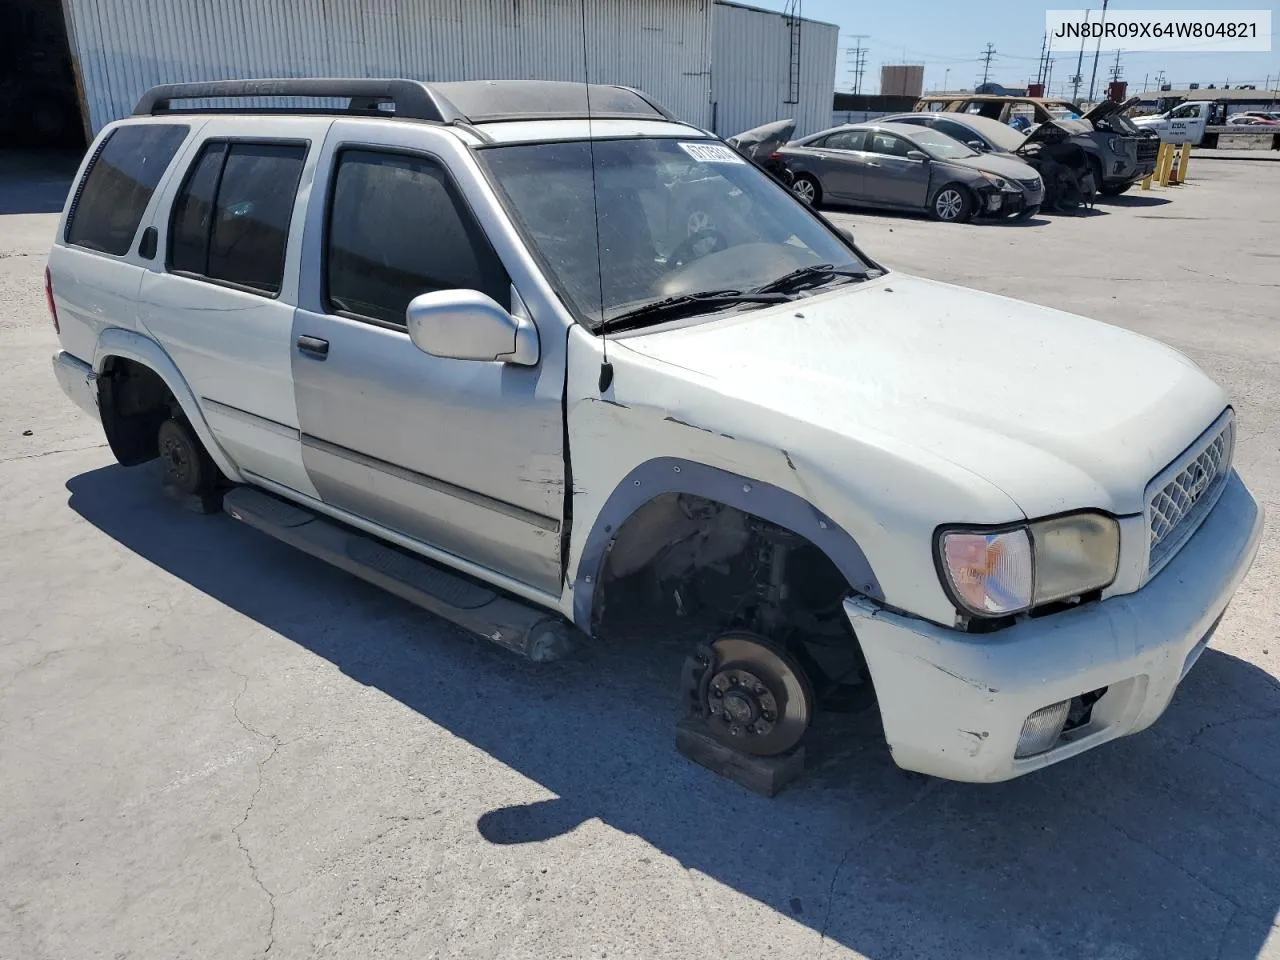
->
[[579, 0, 613, 393]]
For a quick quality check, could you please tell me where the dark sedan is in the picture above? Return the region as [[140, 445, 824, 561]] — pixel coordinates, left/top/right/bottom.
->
[[777, 122, 1044, 222]]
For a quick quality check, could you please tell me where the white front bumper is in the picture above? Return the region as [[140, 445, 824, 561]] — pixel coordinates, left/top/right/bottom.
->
[[847, 470, 1264, 783], [51, 350, 98, 417]]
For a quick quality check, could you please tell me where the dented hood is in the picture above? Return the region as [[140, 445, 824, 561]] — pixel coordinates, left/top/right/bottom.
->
[[618, 274, 1227, 518]]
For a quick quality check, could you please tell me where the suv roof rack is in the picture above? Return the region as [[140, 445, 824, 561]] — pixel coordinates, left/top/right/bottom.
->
[[132, 78, 675, 125]]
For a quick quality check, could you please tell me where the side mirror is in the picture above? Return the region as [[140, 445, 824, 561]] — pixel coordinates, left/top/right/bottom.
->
[[837, 224, 856, 245], [906, 149, 929, 161], [405, 288, 539, 365]]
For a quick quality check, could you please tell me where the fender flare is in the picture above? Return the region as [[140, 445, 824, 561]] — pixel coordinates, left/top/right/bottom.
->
[[93, 327, 244, 483], [571, 457, 883, 630]]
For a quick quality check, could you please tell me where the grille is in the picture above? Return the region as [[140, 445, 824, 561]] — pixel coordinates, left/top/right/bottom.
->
[[1147, 415, 1234, 573], [1019, 177, 1043, 190], [1136, 137, 1161, 164]]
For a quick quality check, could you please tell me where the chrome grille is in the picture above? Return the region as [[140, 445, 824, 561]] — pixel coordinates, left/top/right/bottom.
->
[[1147, 415, 1234, 574]]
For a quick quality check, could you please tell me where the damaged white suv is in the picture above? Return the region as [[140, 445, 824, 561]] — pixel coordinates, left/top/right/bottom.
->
[[49, 79, 1262, 785]]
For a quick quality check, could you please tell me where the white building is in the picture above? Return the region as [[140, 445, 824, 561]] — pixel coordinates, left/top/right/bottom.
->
[[27, 0, 836, 143]]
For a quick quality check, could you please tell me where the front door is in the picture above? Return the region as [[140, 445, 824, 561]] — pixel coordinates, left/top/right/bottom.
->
[[290, 123, 565, 594], [862, 131, 932, 208]]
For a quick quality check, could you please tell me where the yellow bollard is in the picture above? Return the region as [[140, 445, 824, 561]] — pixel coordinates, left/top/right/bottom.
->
[[1157, 143, 1173, 186], [1178, 143, 1192, 182]]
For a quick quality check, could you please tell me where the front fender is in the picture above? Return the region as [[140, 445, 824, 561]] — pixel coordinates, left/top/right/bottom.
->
[[570, 456, 883, 631], [93, 327, 244, 483]]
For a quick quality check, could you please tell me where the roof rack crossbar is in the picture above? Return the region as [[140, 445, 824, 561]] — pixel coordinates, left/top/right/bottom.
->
[[132, 79, 457, 123]]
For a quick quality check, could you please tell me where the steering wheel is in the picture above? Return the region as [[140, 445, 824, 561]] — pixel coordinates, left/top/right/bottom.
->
[[668, 228, 727, 268]]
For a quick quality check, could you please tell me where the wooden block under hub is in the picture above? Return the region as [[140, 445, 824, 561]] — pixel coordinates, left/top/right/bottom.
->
[[675, 718, 805, 797]]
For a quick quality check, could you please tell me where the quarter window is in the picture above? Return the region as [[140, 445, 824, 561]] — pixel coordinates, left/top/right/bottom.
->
[[168, 141, 306, 296], [325, 150, 509, 327], [66, 123, 189, 256]]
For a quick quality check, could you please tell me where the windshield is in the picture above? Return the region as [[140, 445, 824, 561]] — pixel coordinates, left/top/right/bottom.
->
[[479, 138, 867, 329], [907, 127, 979, 160]]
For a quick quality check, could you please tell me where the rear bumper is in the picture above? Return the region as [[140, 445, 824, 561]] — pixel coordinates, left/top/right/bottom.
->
[[847, 470, 1263, 783], [51, 350, 98, 417]]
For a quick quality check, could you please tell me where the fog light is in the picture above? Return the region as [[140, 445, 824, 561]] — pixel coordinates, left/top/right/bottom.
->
[[1015, 700, 1071, 758]]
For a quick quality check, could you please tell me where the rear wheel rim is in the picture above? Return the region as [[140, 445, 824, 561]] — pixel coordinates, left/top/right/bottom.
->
[[936, 189, 964, 220], [793, 178, 816, 203]]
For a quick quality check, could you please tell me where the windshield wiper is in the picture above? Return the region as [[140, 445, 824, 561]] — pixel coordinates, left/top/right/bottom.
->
[[753, 264, 873, 295], [596, 290, 789, 334]]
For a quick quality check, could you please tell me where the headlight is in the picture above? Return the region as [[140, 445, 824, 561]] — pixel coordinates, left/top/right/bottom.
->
[[937, 512, 1120, 617], [1106, 135, 1123, 153], [978, 171, 1015, 191]]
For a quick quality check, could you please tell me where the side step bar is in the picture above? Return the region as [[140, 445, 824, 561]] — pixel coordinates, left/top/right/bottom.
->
[[223, 486, 575, 662]]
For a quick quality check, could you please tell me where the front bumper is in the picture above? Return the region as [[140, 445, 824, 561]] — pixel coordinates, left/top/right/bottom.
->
[[51, 350, 98, 417], [846, 471, 1263, 783]]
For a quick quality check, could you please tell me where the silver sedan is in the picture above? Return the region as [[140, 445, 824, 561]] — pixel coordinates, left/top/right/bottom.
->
[[777, 122, 1044, 222]]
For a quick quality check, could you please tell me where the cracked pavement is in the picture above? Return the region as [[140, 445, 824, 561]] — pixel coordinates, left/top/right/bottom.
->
[[1, 151, 1278, 960]]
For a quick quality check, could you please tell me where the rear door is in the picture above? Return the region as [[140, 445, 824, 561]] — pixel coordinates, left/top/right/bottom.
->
[[136, 117, 328, 497], [862, 131, 931, 208], [288, 120, 565, 594]]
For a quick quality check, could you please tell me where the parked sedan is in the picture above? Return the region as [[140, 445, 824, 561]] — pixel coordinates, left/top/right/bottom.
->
[[778, 122, 1043, 222]]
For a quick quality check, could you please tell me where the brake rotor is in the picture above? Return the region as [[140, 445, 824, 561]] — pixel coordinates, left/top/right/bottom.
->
[[702, 633, 814, 757]]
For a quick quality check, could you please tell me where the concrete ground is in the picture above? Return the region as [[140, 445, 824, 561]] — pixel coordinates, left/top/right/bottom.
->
[[1, 153, 1277, 960]]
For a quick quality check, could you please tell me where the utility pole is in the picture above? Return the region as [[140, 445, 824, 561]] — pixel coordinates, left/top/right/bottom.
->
[[1036, 31, 1048, 86], [1087, 0, 1110, 104], [1109, 49, 1123, 83], [1071, 8, 1090, 102], [979, 42, 996, 88], [845, 36, 869, 94], [943, 67, 951, 92]]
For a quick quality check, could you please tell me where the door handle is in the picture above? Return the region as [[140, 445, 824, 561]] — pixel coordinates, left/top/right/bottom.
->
[[296, 335, 329, 359]]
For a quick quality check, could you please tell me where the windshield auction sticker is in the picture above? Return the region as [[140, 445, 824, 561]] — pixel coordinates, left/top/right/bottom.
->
[[678, 142, 747, 164], [1045, 9, 1270, 51]]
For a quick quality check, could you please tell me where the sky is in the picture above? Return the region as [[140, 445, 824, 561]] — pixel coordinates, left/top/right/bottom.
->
[[745, 0, 1280, 98]]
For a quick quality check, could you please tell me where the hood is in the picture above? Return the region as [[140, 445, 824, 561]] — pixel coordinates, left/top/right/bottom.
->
[[951, 151, 1038, 180], [1083, 96, 1140, 123], [618, 274, 1227, 518], [726, 119, 797, 160]]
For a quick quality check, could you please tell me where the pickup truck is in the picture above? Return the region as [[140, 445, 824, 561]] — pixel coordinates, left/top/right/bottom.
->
[[1134, 100, 1280, 149]]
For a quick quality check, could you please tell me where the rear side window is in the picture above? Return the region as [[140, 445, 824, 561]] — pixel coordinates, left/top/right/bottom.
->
[[66, 123, 189, 256], [168, 141, 306, 296], [325, 149, 509, 327], [824, 130, 868, 151], [934, 119, 975, 143]]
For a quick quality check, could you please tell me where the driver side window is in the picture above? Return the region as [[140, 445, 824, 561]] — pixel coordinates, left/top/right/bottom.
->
[[1171, 104, 1200, 119], [325, 149, 509, 328], [868, 132, 911, 157]]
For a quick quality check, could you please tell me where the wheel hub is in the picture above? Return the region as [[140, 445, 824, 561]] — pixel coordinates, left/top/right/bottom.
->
[[695, 634, 814, 756]]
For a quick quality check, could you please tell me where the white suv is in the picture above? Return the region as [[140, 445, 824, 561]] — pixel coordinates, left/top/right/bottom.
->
[[48, 79, 1262, 785]]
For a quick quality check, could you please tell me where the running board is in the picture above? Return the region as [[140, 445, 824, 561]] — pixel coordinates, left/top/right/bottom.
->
[[223, 486, 574, 662]]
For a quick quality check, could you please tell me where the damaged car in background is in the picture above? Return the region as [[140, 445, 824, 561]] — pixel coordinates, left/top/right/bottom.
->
[[776, 121, 1044, 221], [916, 94, 1160, 196], [48, 78, 1263, 795], [883, 112, 1097, 213]]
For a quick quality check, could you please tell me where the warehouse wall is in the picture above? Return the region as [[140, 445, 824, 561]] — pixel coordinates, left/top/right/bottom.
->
[[62, 0, 713, 133], [710, 1, 838, 138]]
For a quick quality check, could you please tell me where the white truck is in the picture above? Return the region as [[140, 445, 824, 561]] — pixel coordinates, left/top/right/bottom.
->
[[1134, 100, 1280, 149]]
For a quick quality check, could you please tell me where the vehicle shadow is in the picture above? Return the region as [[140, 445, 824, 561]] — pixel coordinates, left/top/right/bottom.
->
[[818, 204, 1052, 227], [65, 464, 1280, 960], [0, 150, 78, 215], [1096, 193, 1174, 207]]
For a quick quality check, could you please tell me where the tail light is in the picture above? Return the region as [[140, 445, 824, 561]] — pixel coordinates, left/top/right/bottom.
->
[[45, 266, 59, 334], [769, 151, 783, 160]]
